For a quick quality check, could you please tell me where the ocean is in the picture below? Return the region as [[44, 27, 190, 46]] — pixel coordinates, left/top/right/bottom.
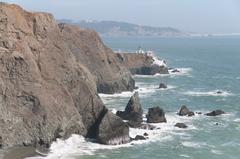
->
[[28, 36, 240, 159]]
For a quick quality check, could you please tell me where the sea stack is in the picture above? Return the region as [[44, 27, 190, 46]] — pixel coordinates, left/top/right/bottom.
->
[[178, 105, 195, 117], [146, 107, 167, 123], [116, 92, 143, 127], [97, 110, 130, 145]]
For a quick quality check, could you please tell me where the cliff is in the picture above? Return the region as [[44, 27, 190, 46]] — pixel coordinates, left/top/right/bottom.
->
[[58, 24, 135, 94], [114, 53, 169, 75], [0, 2, 130, 152]]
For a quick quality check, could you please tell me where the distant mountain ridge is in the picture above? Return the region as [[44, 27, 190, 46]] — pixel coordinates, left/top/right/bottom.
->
[[58, 19, 188, 37]]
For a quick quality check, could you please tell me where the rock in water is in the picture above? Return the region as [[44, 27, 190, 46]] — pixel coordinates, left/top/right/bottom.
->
[[205, 110, 225, 116], [178, 105, 195, 117], [97, 110, 130, 145], [171, 69, 180, 73], [174, 123, 188, 128], [216, 91, 223, 94], [159, 83, 167, 89], [116, 92, 143, 127], [134, 135, 146, 141], [146, 107, 167, 123], [143, 133, 149, 136], [139, 124, 156, 130]]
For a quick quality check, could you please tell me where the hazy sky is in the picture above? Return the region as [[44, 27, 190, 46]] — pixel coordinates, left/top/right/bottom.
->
[[3, 0, 240, 33]]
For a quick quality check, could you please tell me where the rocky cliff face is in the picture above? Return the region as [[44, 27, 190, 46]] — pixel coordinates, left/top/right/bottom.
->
[[114, 53, 169, 75], [58, 23, 135, 94], [0, 3, 130, 150]]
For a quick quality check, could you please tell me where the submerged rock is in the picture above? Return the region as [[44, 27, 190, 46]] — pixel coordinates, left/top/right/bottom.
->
[[97, 110, 130, 145], [159, 83, 167, 89], [171, 69, 180, 73], [178, 105, 195, 117], [174, 123, 188, 129], [216, 91, 223, 94], [139, 124, 156, 130], [143, 133, 149, 136], [205, 110, 225, 116], [116, 92, 143, 127], [134, 135, 146, 141], [146, 107, 167, 123]]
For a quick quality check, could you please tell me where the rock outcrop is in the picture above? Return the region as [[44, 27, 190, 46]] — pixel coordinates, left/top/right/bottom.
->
[[159, 83, 167, 89], [58, 24, 135, 94], [178, 105, 195, 117], [114, 53, 169, 75], [205, 110, 225, 116], [116, 92, 143, 127], [174, 123, 188, 129], [133, 135, 146, 141], [97, 110, 130, 145], [146, 107, 167, 123], [0, 3, 130, 150]]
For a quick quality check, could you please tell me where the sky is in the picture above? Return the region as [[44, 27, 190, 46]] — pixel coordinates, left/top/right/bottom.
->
[[2, 0, 240, 34]]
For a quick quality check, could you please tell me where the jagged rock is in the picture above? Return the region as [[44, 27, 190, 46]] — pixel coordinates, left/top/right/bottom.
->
[[143, 133, 149, 136], [116, 92, 143, 127], [146, 107, 167, 123], [159, 83, 167, 89], [0, 3, 131, 150], [205, 110, 225, 116], [174, 123, 188, 128], [134, 135, 146, 141], [114, 53, 169, 75], [97, 110, 130, 145], [178, 105, 195, 117]]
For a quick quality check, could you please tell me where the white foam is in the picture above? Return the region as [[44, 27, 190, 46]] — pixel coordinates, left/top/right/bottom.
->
[[234, 118, 240, 122], [152, 56, 167, 67], [26, 112, 201, 159], [211, 149, 223, 155], [26, 135, 135, 159], [169, 68, 193, 76], [183, 90, 233, 97], [99, 91, 133, 98], [179, 154, 190, 158], [182, 141, 204, 148]]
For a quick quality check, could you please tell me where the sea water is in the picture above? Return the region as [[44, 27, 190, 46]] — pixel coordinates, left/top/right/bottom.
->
[[28, 36, 240, 159]]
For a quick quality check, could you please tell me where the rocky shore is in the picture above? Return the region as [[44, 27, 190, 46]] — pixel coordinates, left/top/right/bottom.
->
[[0, 3, 173, 158], [114, 52, 169, 75]]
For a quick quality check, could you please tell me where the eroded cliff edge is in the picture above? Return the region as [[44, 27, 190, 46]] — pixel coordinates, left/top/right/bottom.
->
[[0, 3, 130, 151]]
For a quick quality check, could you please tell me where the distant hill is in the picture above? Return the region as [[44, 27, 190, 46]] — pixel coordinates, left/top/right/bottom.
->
[[58, 20, 189, 37]]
